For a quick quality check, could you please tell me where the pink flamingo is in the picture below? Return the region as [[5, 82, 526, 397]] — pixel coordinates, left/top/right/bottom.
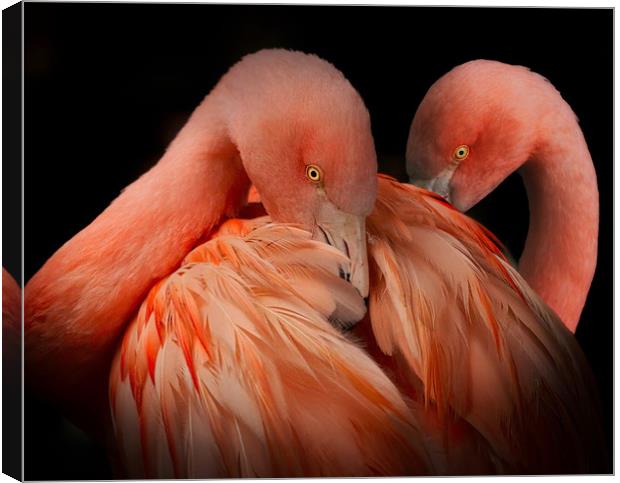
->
[[25, 51, 603, 477], [25, 49, 431, 477], [406, 60, 599, 333]]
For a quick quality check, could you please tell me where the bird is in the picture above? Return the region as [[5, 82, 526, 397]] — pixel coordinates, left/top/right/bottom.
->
[[357, 176, 605, 474], [405, 60, 599, 333], [25, 49, 433, 478], [25, 51, 605, 477]]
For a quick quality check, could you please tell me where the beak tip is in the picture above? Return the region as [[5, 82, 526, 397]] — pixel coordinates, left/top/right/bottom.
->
[[352, 268, 370, 299], [313, 206, 370, 300]]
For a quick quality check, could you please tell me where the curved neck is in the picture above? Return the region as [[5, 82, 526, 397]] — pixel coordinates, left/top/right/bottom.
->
[[25, 101, 250, 436], [518, 112, 598, 333]]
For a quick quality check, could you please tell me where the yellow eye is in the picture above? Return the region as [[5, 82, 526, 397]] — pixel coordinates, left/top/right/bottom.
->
[[305, 164, 323, 183], [454, 145, 470, 160]]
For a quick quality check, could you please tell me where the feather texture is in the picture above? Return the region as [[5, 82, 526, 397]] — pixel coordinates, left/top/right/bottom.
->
[[360, 175, 605, 474], [110, 218, 435, 478]]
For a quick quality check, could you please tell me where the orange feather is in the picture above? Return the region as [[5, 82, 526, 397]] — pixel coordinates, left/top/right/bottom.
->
[[356, 175, 605, 474], [110, 220, 435, 478]]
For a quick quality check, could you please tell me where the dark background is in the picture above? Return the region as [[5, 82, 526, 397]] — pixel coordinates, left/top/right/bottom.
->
[[22, 3, 612, 479]]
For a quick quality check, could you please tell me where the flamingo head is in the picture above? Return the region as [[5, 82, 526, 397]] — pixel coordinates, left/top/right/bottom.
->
[[406, 59, 544, 211], [221, 50, 378, 297]]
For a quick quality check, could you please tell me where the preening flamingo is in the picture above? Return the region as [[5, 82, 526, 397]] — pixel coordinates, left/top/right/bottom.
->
[[25, 49, 431, 476], [406, 60, 599, 333], [25, 50, 604, 477]]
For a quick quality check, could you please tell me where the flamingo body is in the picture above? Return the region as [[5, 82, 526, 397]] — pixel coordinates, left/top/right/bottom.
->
[[363, 176, 604, 474], [111, 177, 605, 477], [110, 219, 433, 477]]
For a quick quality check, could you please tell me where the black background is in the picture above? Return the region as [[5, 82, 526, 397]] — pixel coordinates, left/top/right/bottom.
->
[[22, 3, 612, 479]]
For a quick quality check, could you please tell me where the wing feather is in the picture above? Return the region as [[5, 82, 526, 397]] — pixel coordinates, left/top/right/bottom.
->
[[363, 175, 605, 474], [110, 218, 436, 478]]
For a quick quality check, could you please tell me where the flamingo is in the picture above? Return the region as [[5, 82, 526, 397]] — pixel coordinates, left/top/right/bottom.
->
[[405, 60, 599, 333], [25, 49, 432, 477], [25, 50, 604, 477]]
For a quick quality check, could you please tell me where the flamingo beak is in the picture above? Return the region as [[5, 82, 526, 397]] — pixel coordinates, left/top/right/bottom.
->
[[410, 173, 453, 204], [314, 201, 369, 299], [409, 161, 459, 204]]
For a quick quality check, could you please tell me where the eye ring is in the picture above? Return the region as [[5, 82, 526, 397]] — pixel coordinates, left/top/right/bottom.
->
[[305, 164, 323, 183], [454, 145, 470, 161]]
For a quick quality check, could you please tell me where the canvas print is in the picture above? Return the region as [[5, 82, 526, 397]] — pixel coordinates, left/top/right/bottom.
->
[[2, 2, 612, 479]]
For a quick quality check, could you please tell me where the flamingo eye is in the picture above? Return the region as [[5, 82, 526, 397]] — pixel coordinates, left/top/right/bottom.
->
[[305, 164, 323, 183], [454, 145, 470, 160]]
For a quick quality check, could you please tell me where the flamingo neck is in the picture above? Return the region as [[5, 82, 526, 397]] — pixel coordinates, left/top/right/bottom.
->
[[25, 102, 250, 434], [518, 110, 598, 332]]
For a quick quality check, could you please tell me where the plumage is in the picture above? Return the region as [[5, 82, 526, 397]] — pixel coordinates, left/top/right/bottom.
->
[[110, 219, 434, 478], [357, 175, 605, 473]]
